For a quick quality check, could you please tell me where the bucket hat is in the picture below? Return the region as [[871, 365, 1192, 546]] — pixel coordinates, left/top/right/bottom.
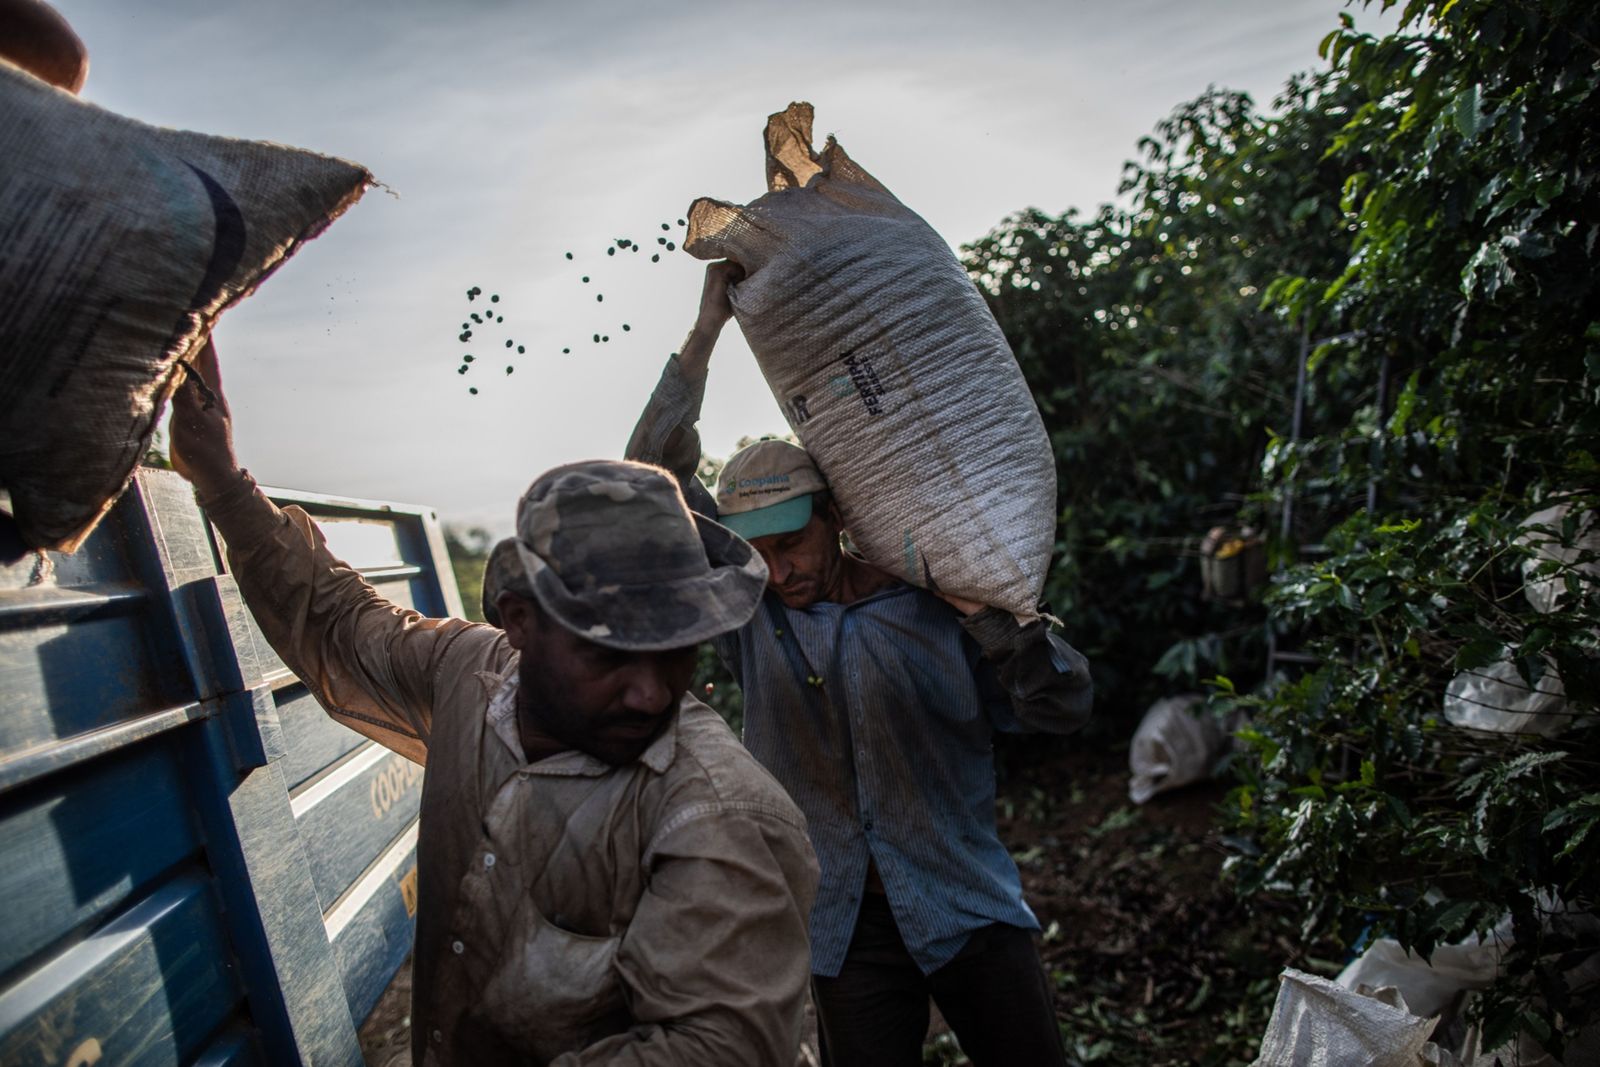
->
[[482, 460, 767, 650]]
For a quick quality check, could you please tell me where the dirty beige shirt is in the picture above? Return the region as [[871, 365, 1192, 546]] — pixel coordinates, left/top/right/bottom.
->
[[201, 473, 820, 1067]]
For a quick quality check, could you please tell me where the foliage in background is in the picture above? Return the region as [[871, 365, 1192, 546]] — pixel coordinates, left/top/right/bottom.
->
[[962, 68, 1372, 720], [1222, 0, 1600, 1054], [443, 524, 490, 623], [966, 0, 1597, 1055]]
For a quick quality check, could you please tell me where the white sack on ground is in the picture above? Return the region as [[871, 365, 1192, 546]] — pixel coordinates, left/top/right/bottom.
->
[[1443, 657, 1569, 737], [1128, 694, 1231, 804], [686, 102, 1055, 620], [1251, 968, 1437, 1067], [0, 59, 370, 552], [1337, 920, 1510, 1020], [1518, 504, 1599, 614]]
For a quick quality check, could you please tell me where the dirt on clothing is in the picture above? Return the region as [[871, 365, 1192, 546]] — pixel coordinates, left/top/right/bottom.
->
[[363, 737, 1291, 1066]]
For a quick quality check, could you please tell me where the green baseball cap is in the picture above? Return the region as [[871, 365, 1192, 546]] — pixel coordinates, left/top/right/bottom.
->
[[714, 440, 828, 541]]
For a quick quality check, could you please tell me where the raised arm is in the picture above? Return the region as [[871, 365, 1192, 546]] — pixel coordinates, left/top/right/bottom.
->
[[170, 339, 481, 763], [625, 261, 743, 509]]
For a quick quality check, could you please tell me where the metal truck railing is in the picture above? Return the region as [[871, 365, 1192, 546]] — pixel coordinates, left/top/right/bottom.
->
[[0, 467, 461, 1066]]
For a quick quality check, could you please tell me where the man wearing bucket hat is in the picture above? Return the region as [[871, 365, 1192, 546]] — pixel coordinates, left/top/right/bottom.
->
[[628, 262, 1093, 1067], [169, 340, 820, 1066]]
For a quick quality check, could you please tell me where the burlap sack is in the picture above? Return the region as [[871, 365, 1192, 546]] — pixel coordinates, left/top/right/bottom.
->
[[686, 103, 1055, 619], [0, 59, 371, 551]]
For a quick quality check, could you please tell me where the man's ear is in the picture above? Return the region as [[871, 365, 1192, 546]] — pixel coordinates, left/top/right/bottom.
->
[[823, 497, 849, 539], [496, 593, 537, 650]]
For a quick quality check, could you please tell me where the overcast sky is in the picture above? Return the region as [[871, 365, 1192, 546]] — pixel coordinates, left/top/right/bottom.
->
[[55, 0, 1394, 536]]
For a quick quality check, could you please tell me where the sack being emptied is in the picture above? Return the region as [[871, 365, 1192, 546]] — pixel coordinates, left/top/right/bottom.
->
[[0, 59, 371, 552], [685, 102, 1056, 620]]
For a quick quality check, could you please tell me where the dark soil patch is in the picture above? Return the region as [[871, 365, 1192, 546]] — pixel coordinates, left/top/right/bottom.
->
[[975, 734, 1303, 1067]]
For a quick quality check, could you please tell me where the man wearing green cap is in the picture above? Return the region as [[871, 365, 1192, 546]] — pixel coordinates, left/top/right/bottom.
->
[[629, 263, 1093, 1067], [169, 340, 820, 1067]]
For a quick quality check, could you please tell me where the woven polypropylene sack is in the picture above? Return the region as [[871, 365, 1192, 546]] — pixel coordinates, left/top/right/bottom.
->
[[1252, 969, 1436, 1067], [0, 60, 371, 551], [1128, 695, 1227, 804], [686, 103, 1055, 619]]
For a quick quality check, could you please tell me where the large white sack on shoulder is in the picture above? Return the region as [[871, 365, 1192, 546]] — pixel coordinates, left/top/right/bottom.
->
[[1443, 657, 1569, 737], [1518, 504, 1599, 614], [1128, 694, 1226, 804], [1337, 917, 1510, 1020], [0, 59, 370, 551], [686, 102, 1056, 620], [1251, 968, 1436, 1067]]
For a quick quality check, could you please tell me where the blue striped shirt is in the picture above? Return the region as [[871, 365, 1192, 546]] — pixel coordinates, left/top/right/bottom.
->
[[628, 355, 1094, 976]]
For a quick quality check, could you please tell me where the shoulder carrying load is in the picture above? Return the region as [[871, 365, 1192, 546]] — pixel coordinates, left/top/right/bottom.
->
[[685, 103, 1056, 620], [0, 59, 371, 552]]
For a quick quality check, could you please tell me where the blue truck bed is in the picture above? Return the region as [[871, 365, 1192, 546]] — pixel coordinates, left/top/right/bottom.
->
[[0, 468, 462, 1066]]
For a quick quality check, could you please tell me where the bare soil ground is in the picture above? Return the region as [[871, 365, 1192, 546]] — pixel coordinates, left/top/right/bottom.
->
[[360, 737, 1289, 1066], [979, 734, 1293, 1067]]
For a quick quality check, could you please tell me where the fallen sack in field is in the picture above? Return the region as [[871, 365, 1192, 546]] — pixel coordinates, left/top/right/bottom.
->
[[1443, 655, 1571, 737], [1518, 503, 1599, 614], [1128, 694, 1238, 804], [1337, 918, 1510, 1021], [1252, 968, 1439, 1067], [686, 102, 1055, 620], [0, 59, 371, 551], [1333, 909, 1600, 1067]]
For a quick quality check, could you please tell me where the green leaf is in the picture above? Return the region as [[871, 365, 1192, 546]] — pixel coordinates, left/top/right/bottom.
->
[[1455, 639, 1504, 671], [1558, 819, 1596, 859], [1503, 751, 1566, 781], [1453, 83, 1482, 141], [1336, 583, 1362, 612], [1386, 793, 1413, 829], [1388, 372, 1421, 436], [1433, 900, 1474, 938]]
